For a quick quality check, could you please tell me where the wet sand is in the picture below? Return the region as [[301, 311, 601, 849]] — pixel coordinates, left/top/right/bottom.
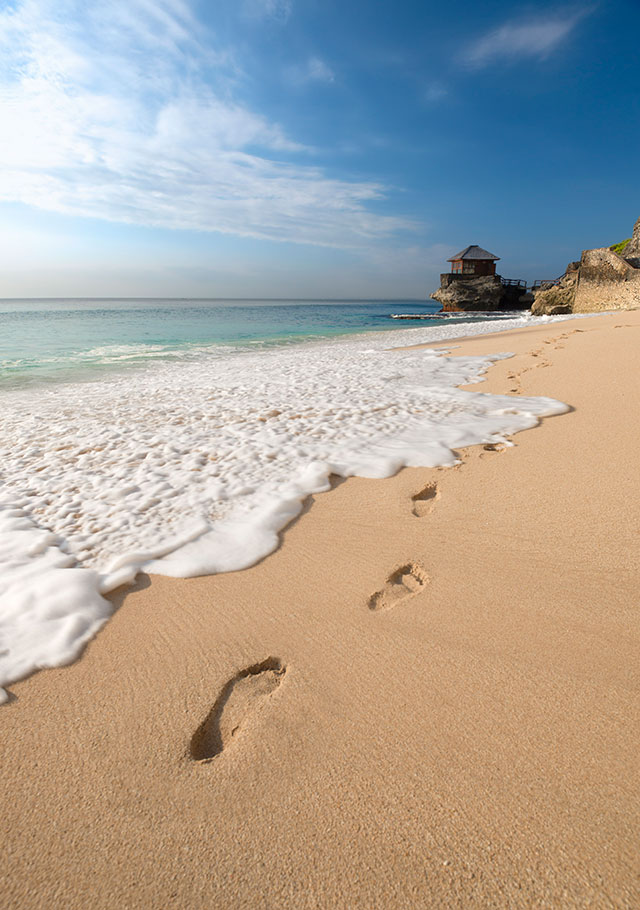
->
[[2, 310, 639, 908]]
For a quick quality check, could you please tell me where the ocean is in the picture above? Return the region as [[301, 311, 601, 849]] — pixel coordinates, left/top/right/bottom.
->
[[1, 297, 516, 389], [0, 299, 572, 699]]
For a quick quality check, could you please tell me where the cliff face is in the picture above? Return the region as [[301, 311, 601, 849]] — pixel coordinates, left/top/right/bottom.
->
[[532, 216, 640, 315], [622, 216, 640, 267], [573, 247, 640, 312]]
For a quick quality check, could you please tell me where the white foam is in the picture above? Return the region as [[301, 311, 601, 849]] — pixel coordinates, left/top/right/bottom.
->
[[0, 314, 573, 699]]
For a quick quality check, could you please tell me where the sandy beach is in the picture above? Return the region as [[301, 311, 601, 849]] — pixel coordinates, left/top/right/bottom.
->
[[2, 310, 639, 908]]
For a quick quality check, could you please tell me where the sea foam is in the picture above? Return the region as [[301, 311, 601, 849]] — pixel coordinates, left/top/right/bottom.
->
[[0, 315, 571, 700]]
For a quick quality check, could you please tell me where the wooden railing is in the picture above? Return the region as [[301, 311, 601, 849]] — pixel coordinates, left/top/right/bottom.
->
[[531, 278, 561, 290], [500, 278, 527, 288]]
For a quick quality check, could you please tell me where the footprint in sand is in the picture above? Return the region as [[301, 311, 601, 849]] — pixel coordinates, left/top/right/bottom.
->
[[190, 657, 286, 762], [368, 563, 429, 612], [480, 442, 509, 457], [411, 482, 439, 518]]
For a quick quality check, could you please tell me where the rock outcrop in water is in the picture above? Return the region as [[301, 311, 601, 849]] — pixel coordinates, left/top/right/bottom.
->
[[430, 274, 530, 312]]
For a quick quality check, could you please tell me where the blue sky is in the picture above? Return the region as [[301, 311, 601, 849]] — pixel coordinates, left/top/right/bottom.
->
[[0, 0, 638, 297]]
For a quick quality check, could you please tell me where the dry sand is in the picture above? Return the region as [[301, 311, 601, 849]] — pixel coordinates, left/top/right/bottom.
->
[[2, 311, 639, 909]]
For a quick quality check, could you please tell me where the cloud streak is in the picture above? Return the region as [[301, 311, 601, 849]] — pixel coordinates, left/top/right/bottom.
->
[[0, 0, 412, 247], [305, 57, 335, 83], [423, 82, 448, 104], [242, 0, 292, 24], [285, 56, 336, 87], [462, 8, 591, 68]]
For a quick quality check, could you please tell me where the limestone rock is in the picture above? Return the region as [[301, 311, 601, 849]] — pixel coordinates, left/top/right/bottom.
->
[[622, 216, 640, 267], [532, 230, 640, 314], [430, 275, 504, 312], [573, 247, 640, 312], [530, 262, 579, 315]]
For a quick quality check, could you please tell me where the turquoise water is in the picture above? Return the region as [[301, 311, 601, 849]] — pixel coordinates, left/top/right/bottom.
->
[[0, 297, 512, 388]]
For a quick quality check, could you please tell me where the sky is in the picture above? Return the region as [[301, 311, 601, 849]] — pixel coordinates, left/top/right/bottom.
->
[[0, 0, 638, 298]]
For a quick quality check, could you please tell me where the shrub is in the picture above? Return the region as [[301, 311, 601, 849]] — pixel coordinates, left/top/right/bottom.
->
[[610, 239, 631, 255]]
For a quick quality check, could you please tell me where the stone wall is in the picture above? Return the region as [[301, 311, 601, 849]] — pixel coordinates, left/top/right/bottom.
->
[[573, 248, 640, 313]]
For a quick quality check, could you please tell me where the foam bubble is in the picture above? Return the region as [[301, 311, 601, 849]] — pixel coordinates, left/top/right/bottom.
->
[[0, 315, 572, 699]]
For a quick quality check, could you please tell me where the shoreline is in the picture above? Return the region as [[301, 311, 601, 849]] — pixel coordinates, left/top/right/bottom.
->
[[0, 309, 573, 701], [0, 308, 572, 404], [2, 310, 639, 907]]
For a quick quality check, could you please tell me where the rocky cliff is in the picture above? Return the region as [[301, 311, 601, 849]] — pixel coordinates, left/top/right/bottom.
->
[[532, 216, 640, 315], [530, 262, 580, 315], [573, 247, 640, 312], [622, 215, 640, 268]]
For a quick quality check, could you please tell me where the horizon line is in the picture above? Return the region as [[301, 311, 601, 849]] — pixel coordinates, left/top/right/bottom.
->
[[0, 296, 432, 303]]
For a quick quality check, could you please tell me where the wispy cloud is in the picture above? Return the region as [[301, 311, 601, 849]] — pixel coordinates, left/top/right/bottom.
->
[[0, 0, 413, 247], [242, 0, 292, 24], [461, 8, 592, 69], [285, 56, 336, 87], [423, 82, 448, 104], [305, 57, 335, 83]]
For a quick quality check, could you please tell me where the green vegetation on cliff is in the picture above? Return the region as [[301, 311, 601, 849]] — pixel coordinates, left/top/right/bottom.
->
[[609, 239, 631, 255]]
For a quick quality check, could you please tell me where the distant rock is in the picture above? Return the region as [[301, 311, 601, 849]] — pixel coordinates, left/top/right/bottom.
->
[[430, 275, 502, 311], [430, 275, 529, 312]]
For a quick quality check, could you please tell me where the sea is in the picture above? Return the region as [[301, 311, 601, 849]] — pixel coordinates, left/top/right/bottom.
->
[[0, 298, 572, 699], [2, 297, 520, 389]]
